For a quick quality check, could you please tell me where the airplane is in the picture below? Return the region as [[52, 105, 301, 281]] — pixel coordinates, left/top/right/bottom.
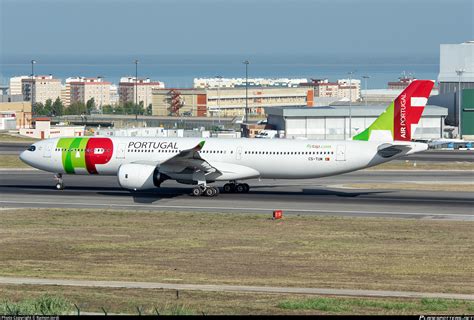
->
[[20, 80, 434, 197]]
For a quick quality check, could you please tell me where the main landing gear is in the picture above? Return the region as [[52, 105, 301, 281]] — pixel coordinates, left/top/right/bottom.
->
[[54, 173, 64, 190], [190, 182, 250, 197], [222, 182, 249, 194], [191, 185, 220, 197]]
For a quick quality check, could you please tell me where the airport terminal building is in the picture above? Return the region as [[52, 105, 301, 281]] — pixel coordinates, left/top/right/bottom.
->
[[266, 105, 448, 140]]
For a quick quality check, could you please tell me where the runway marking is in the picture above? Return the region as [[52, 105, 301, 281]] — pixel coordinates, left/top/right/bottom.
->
[[0, 276, 472, 300], [0, 200, 473, 220]]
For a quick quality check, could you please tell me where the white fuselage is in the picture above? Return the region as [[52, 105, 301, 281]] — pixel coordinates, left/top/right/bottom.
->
[[20, 137, 425, 184]]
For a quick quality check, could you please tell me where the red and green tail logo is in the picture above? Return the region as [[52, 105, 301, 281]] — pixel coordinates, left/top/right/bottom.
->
[[57, 137, 113, 174], [353, 80, 434, 141]]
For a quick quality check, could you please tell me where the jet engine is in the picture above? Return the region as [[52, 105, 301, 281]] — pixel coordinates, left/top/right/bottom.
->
[[117, 163, 161, 190]]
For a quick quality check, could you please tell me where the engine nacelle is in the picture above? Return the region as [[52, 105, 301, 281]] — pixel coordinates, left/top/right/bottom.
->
[[117, 163, 160, 190]]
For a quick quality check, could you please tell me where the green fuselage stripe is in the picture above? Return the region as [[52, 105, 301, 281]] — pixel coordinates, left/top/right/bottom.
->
[[57, 137, 89, 173]]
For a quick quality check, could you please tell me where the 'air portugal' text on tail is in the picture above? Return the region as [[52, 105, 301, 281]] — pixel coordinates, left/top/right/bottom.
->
[[353, 80, 434, 142]]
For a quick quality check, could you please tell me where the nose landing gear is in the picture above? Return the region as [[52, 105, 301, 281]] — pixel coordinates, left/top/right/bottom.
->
[[54, 173, 64, 190]]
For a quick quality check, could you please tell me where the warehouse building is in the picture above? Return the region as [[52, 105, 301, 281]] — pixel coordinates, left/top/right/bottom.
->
[[266, 105, 448, 140]]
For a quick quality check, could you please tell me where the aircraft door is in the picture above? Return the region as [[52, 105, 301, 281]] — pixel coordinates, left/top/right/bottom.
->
[[236, 146, 242, 160], [43, 143, 52, 158], [116, 143, 126, 159], [336, 145, 346, 161]]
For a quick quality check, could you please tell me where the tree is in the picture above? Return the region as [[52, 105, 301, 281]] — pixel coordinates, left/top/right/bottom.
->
[[146, 103, 152, 116], [102, 105, 114, 114], [136, 101, 145, 116], [33, 102, 45, 116], [66, 102, 87, 115], [43, 99, 53, 116], [114, 105, 124, 114], [51, 97, 64, 116], [123, 101, 135, 115], [86, 98, 96, 114]]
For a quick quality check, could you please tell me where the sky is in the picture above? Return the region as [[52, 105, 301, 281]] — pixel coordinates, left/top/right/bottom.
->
[[0, 0, 473, 62]]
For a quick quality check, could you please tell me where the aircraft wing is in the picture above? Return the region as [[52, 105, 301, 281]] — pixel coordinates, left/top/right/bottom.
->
[[159, 140, 221, 174]]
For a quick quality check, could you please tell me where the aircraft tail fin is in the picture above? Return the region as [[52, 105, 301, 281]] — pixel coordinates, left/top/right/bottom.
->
[[353, 80, 434, 142]]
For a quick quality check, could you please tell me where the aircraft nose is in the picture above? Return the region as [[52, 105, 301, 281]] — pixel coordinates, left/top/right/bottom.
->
[[19, 150, 32, 165], [19, 150, 27, 163]]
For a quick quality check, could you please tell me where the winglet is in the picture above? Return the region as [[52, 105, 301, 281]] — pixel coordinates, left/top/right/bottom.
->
[[194, 140, 206, 151]]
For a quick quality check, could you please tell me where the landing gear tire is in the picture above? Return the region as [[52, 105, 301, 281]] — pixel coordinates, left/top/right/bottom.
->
[[192, 186, 219, 197], [55, 182, 64, 190], [235, 184, 246, 193], [204, 187, 216, 197], [191, 186, 203, 197], [242, 183, 250, 193], [223, 183, 234, 193]]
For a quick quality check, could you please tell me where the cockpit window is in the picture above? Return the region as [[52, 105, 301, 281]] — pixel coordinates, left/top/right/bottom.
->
[[27, 145, 36, 152]]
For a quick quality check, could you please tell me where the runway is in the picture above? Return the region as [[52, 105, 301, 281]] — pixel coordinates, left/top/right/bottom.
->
[[1, 170, 473, 221]]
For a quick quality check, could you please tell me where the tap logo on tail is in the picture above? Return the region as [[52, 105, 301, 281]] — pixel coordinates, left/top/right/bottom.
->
[[353, 80, 434, 142]]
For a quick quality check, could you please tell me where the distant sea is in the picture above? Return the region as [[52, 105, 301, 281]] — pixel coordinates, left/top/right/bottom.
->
[[0, 54, 439, 89]]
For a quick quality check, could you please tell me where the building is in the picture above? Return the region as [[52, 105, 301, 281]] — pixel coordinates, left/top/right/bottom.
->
[[61, 84, 70, 107], [266, 105, 448, 140], [301, 79, 360, 102], [152, 87, 314, 117], [119, 77, 164, 107], [9, 76, 30, 95], [22, 75, 62, 105], [387, 75, 416, 90], [0, 100, 33, 128], [361, 87, 439, 104], [110, 84, 119, 105], [194, 78, 307, 89], [69, 77, 111, 108], [19, 118, 85, 139], [427, 40, 474, 130], [461, 89, 474, 139], [438, 41, 474, 95], [305, 79, 339, 99], [62, 77, 85, 107], [0, 112, 17, 130]]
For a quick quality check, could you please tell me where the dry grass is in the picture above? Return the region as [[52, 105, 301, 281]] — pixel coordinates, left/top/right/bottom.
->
[[368, 161, 474, 170], [0, 285, 473, 315], [0, 208, 472, 295], [0, 155, 29, 168], [345, 182, 474, 192], [0, 133, 37, 143]]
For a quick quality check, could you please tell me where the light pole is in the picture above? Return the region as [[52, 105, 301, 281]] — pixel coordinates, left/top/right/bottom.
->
[[456, 68, 465, 139], [134, 59, 139, 120], [243, 60, 249, 134], [30, 60, 36, 114], [362, 75, 369, 107], [215, 75, 222, 124], [347, 71, 355, 139], [98, 76, 103, 112]]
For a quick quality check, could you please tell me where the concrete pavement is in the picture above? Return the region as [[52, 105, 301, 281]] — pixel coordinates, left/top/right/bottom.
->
[[0, 276, 472, 300]]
